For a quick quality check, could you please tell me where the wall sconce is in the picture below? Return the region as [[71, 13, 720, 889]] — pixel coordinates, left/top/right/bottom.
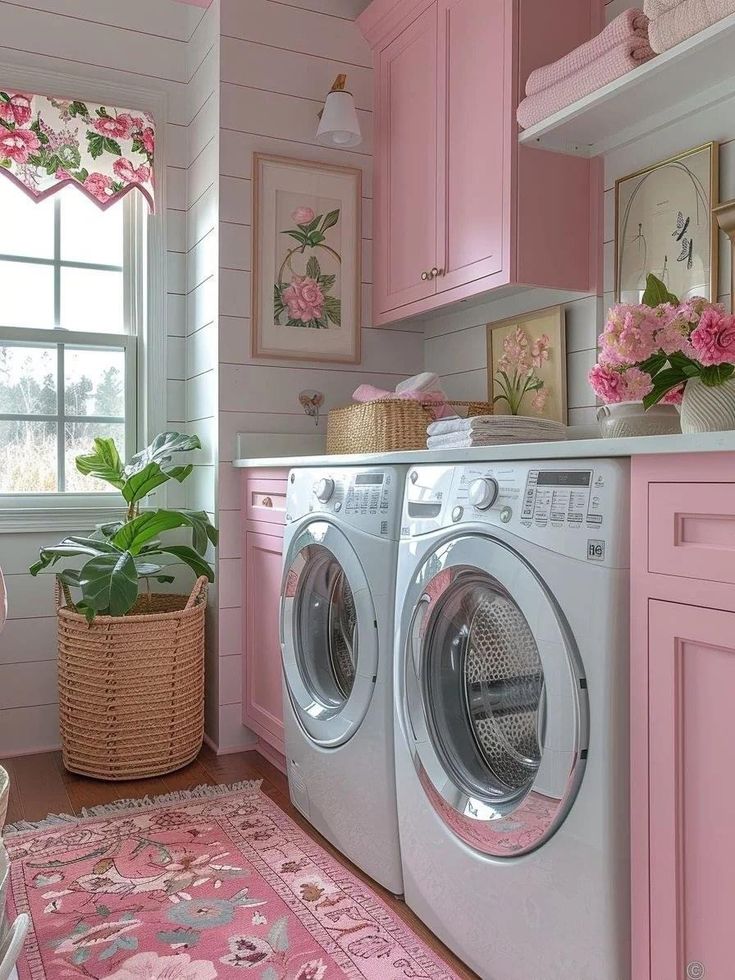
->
[[316, 74, 362, 148], [713, 200, 735, 313]]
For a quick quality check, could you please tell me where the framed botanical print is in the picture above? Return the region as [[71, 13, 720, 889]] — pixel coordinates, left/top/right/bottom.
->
[[486, 306, 567, 424], [615, 142, 719, 303], [252, 153, 362, 363]]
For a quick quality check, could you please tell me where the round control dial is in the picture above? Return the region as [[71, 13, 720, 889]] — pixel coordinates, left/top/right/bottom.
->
[[314, 477, 335, 502], [468, 477, 499, 510]]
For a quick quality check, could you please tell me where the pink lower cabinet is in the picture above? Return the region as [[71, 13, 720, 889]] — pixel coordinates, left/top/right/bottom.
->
[[241, 469, 288, 763], [631, 453, 735, 980]]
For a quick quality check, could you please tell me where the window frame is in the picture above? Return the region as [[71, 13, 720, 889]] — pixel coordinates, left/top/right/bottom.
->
[[0, 62, 167, 533]]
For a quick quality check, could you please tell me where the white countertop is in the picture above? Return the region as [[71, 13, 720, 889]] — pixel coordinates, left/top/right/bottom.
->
[[232, 430, 735, 469]]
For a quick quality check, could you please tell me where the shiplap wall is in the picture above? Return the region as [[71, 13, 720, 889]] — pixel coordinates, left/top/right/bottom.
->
[[0, 0, 206, 755], [422, 0, 733, 416], [212, 0, 424, 752]]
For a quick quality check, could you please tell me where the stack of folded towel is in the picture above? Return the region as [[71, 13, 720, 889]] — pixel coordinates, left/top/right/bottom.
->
[[516, 9, 654, 130], [426, 415, 567, 450], [644, 0, 735, 52]]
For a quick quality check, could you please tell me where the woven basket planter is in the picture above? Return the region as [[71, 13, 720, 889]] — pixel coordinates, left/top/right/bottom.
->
[[56, 576, 207, 781], [326, 399, 493, 454]]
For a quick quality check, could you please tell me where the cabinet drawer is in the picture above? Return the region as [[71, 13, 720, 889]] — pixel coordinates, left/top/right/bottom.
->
[[648, 482, 735, 584], [244, 478, 287, 526]]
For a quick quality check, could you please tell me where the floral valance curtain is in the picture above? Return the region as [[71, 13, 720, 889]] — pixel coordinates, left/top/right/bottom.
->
[[0, 91, 156, 211]]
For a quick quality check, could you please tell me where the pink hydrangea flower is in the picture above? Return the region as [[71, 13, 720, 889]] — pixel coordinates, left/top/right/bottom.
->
[[690, 308, 735, 366], [662, 384, 685, 405], [676, 297, 722, 326], [599, 304, 657, 366], [589, 363, 626, 404], [621, 366, 654, 401], [93, 113, 135, 140], [531, 334, 550, 368], [113, 157, 151, 183], [0, 127, 40, 163], [292, 206, 315, 225], [83, 172, 114, 203], [283, 276, 325, 323], [0, 93, 32, 126]]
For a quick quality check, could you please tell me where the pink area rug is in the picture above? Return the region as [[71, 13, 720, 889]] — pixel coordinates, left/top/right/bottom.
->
[[4, 783, 459, 979]]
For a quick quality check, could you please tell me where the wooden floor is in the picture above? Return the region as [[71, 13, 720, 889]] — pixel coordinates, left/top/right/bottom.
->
[[1, 747, 477, 979]]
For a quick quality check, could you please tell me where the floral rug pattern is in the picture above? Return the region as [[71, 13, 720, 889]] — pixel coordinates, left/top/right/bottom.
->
[[5, 785, 458, 979]]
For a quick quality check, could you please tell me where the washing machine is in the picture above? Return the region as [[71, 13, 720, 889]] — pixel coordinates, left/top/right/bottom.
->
[[394, 460, 631, 979], [280, 465, 406, 894]]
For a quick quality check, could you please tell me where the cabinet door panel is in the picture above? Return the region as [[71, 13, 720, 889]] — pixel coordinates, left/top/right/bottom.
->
[[244, 530, 284, 751], [437, 0, 506, 291], [649, 600, 735, 980], [376, 4, 439, 313]]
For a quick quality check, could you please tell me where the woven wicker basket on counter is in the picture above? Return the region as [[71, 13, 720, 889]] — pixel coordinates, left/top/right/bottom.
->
[[326, 398, 493, 454], [56, 576, 207, 781]]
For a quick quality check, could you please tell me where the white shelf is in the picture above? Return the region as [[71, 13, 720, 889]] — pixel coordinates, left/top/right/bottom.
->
[[518, 13, 735, 157]]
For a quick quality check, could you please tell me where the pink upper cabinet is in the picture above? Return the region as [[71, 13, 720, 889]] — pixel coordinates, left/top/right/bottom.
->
[[359, 0, 603, 326]]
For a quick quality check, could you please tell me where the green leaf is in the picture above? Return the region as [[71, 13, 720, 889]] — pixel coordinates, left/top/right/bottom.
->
[[306, 256, 321, 280], [76, 437, 125, 489], [112, 509, 217, 556], [642, 367, 689, 409], [283, 231, 308, 245], [79, 551, 138, 616], [310, 231, 325, 245], [86, 131, 105, 159], [122, 463, 178, 505], [324, 295, 341, 326], [267, 917, 289, 953], [157, 546, 214, 582], [102, 136, 122, 156], [69, 100, 88, 118], [318, 273, 336, 291], [29, 537, 118, 576], [320, 209, 340, 233], [125, 432, 201, 478], [701, 363, 735, 387], [641, 273, 679, 308], [273, 283, 285, 318]]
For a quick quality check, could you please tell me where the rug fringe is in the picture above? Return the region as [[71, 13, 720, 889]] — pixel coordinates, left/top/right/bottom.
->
[[3, 779, 262, 837]]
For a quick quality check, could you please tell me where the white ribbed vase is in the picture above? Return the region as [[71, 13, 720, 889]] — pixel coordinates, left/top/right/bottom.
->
[[680, 377, 735, 433]]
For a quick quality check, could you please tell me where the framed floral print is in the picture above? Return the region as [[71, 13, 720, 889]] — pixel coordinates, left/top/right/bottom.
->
[[486, 306, 567, 423], [252, 154, 362, 363], [615, 142, 719, 303]]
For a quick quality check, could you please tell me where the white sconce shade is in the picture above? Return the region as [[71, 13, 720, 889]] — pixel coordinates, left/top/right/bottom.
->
[[316, 88, 362, 148]]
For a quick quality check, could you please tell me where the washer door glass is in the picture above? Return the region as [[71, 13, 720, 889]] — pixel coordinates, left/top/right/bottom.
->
[[402, 535, 588, 857], [281, 521, 378, 748]]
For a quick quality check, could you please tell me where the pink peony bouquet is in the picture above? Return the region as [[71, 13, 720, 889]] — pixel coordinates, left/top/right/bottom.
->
[[589, 274, 735, 408]]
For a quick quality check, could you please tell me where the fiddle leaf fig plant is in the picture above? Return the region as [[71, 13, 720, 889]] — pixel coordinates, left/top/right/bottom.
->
[[30, 431, 217, 621]]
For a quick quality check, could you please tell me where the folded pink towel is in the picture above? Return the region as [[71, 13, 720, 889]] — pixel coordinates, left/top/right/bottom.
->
[[517, 37, 655, 130], [351, 385, 453, 419], [647, 0, 735, 52], [525, 9, 650, 96]]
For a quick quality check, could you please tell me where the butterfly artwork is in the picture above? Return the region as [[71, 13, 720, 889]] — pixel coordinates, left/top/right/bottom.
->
[[677, 236, 694, 271], [672, 211, 690, 242]]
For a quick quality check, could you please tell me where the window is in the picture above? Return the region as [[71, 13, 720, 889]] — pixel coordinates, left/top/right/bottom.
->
[[0, 178, 145, 497]]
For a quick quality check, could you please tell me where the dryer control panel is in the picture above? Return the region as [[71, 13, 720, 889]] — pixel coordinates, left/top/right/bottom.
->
[[286, 465, 405, 539], [402, 459, 630, 568]]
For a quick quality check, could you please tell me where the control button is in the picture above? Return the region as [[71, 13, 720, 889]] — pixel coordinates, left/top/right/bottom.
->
[[410, 470, 419, 483], [452, 506, 464, 522], [468, 478, 499, 510], [500, 506, 512, 524], [587, 514, 603, 525], [334, 502, 342, 512], [314, 477, 335, 502]]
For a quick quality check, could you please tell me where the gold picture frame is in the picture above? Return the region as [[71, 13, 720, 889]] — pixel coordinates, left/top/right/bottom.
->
[[486, 305, 567, 424], [252, 153, 362, 364], [615, 141, 719, 303]]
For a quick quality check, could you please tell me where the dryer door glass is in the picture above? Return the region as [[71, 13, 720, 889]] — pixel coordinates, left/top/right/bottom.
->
[[281, 521, 379, 748], [425, 572, 545, 805], [295, 544, 357, 705], [402, 534, 587, 857]]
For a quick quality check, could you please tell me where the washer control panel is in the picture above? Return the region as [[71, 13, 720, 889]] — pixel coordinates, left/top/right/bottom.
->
[[402, 459, 630, 567], [286, 466, 404, 539]]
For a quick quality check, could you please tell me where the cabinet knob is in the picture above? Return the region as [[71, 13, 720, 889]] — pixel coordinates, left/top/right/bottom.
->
[[262, 496, 273, 508], [430, 267, 444, 278], [421, 270, 430, 281]]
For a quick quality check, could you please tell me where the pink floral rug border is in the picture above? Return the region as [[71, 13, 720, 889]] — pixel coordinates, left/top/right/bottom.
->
[[5, 782, 463, 980]]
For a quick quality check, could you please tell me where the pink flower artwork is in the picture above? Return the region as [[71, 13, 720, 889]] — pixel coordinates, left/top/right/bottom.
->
[[83, 172, 115, 203], [93, 112, 136, 140], [106, 952, 218, 980], [113, 158, 151, 184], [291, 206, 315, 225], [0, 127, 40, 164], [139, 127, 155, 156], [283, 276, 325, 323], [0, 92, 32, 126]]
